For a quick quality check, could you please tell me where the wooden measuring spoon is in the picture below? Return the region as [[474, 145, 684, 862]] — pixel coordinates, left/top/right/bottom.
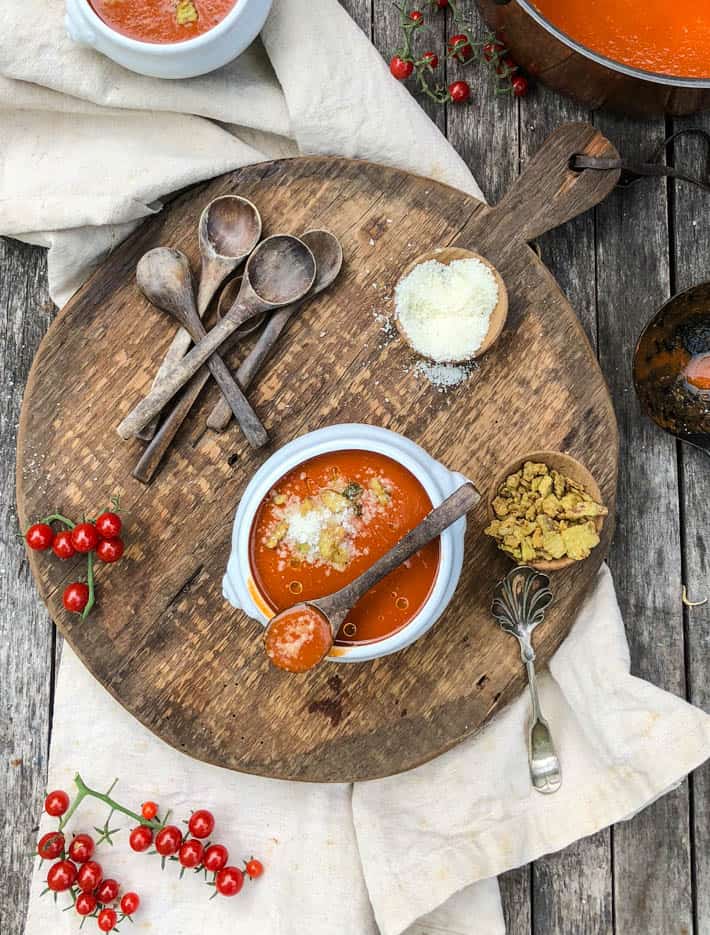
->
[[135, 248, 268, 449], [132, 277, 265, 485], [394, 247, 508, 362], [206, 229, 344, 432], [136, 196, 261, 442], [118, 235, 316, 440], [264, 482, 479, 673]]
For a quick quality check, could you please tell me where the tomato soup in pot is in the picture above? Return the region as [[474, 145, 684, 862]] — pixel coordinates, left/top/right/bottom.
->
[[88, 0, 238, 44], [249, 450, 441, 645], [532, 0, 710, 79]]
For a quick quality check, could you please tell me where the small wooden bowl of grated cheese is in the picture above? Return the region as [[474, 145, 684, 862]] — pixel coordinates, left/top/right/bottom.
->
[[393, 247, 508, 363]]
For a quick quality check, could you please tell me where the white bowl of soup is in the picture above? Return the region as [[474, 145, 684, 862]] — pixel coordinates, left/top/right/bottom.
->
[[223, 424, 474, 664], [65, 0, 273, 79]]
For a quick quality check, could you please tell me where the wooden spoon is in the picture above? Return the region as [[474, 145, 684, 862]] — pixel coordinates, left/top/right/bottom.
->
[[135, 248, 268, 449], [394, 247, 508, 362], [118, 235, 316, 440], [136, 196, 261, 442], [132, 276, 265, 485], [264, 482, 479, 673], [206, 229, 344, 432]]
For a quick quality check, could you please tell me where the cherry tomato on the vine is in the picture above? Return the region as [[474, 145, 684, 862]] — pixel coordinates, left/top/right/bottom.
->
[[63, 582, 89, 614], [409, 10, 423, 22], [155, 825, 183, 857], [423, 50, 439, 69], [483, 40, 505, 62], [37, 831, 65, 860], [496, 54, 517, 76], [77, 860, 103, 893], [47, 860, 77, 892], [129, 825, 154, 852], [435, 0, 448, 7], [98, 908, 118, 932], [120, 892, 140, 916], [512, 74, 529, 97], [68, 833, 95, 864], [25, 523, 54, 551], [188, 809, 215, 839], [75, 893, 97, 917], [390, 55, 413, 80], [179, 839, 204, 869], [203, 844, 229, 873], [96, 538, 124, 564], [71, 522, 98, 553], [449, 80, 471, 104], [52, 530, 76, 560], [95, 878, 119, 904], [215, 866, 244, 897], [245, 858, 264, 879], [141, 801, 158, 821], [44, 789, 70, 817], [448, 33, 473, 63], [95, 511, 122, 540]]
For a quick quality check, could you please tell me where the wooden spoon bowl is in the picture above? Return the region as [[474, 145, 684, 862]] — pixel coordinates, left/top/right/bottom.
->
[[488, 450, 605, 573], [393, 246, 509, 363]]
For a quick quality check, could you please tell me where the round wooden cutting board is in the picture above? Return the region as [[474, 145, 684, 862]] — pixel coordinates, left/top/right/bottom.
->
[[17, 124, 620, 782]]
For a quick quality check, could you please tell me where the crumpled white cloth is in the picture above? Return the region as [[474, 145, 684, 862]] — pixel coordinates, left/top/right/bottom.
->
[[6, 3, 710, 934]]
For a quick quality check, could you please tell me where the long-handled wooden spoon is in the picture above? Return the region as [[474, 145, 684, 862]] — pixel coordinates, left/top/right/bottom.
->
[[264, 481, 479, 673], [118, 235, 316, 440], [135, 248, 268, 449], [136, 195, 261, 441], [206, 229, 344, 432]]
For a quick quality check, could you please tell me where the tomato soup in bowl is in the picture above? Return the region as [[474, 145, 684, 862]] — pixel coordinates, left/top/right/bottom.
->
[[88, 0, 238, 45], [224, 424, 473, 664]]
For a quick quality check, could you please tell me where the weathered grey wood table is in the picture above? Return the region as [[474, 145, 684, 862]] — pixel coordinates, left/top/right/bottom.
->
[[2, 2, 709, 932]]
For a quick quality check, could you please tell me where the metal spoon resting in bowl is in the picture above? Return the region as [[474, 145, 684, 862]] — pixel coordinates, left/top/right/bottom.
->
[[264, 482, 479, 674]]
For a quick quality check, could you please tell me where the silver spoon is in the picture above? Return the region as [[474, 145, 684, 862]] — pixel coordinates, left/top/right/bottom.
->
[[492, 566, 561, 795], [206, 229, 344, 432], [264, 482, 479, 673], [136, 195, 261, 441], [118, 235, 316, 440]]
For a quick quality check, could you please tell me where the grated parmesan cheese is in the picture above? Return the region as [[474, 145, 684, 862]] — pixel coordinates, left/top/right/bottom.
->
[[395, 258, 498, 362]]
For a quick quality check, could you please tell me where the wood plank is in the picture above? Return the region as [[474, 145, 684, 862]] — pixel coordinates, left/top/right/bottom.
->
[[592, 112, 692, 935], [669, 110, 710, 935], [338, 0, 371, 36], [0, 238, 56, 935]]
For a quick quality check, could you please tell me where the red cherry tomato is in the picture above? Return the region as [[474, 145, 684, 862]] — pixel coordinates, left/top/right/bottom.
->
[[215, 866, 244, 897], [155, 825, 183, 857], [95, 878, 119, 904], [409, 10, 423, 22], [141, 801, 158, 821], [245, 858, 264, 879], [77, 860, 103, 893], [389, 55, 413, 80], [129, 825, 153, 852], [98, 908, 118, 932], [436, 0, 448, 6], [68, 833, 95, 863], [483, 40, 505, 62], [179, 839, 204, 869], [512, 74, 529, 97], [449, 80, 471, 104], [120, 892, 140, 916], [75, 893, 97, 917], [37, 831, 65, 860], [47, 860, 77, 892], [44, 789, 70, 817], [25, 523, 54, 551], [71, 522, 98, 553], [96, 538, 124, 564], [95, 512, 122, 539], [496, 54, 517, 76], [203, 844, 229, 873], [63, 582, 89, 614], [188, 809, 215, 839], [448, 33, 473, 63], [52, 530, 76, 560], [423, 50, 439, 69]]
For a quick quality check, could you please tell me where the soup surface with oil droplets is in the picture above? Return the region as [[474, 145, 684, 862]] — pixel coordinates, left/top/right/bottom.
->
[[249, 450, 440, 645], [89, 0, 238, 44], [532, 0, 710, 78]]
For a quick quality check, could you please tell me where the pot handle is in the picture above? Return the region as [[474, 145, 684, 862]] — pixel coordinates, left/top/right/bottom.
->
[[478, 122, 621, 244]]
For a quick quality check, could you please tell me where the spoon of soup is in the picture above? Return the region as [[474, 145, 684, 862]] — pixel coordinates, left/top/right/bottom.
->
[[264, 481, 479, 673]]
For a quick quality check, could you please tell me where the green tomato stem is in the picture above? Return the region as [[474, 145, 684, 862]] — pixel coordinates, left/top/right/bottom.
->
[[59, 773, 164, 831], [81, 551, 95, 620], [40, 513, 76, 529]]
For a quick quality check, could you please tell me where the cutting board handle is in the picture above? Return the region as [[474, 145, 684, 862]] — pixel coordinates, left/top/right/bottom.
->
[[488, 123, 621, 243]]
